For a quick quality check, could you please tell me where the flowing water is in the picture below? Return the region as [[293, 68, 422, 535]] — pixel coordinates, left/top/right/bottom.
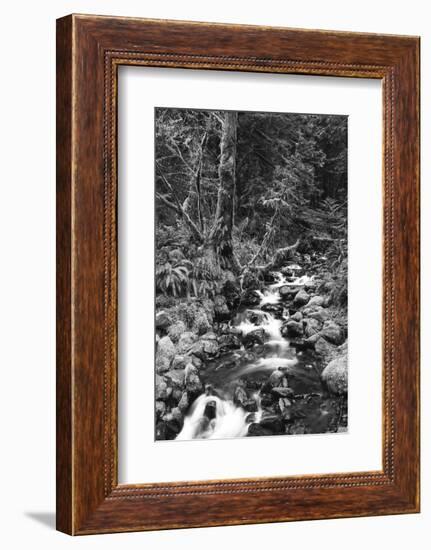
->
[[175, 268, 333, 440]]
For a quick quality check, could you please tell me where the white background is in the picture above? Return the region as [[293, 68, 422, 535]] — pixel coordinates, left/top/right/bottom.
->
[[119, 67, 382, 483], [0, 1, 428, 549]]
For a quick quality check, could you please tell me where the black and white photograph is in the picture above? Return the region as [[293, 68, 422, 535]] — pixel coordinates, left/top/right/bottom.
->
[[155, 108, 348, 440], [0, 1, 424, 545], [154, 107, 348, 441]]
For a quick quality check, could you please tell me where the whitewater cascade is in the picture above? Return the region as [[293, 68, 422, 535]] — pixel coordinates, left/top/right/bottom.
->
[[175, 269, 311, 440], [176, 394, 261, 440]]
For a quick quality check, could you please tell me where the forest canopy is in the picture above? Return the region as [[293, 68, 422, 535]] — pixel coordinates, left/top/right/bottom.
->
[[155, 107, 347, 303]]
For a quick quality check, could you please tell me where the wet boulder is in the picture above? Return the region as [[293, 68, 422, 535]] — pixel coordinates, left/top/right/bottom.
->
[[302, 304, 330, 324], [259, 414, 284, 434], [156, 356, 171, 374], [279, 285, 299, 300], [259, 394, 274, 407], [171, 406, 184, 423], [162, 415, 184, 439], [156, 336, 176, 373], [177, 331, 198, 354], [307, 295, 325, 307], [193, 310, 212, 335], [304, 317, 322, 338], [191, 333, 220, 358], [164, 368, 185, 389], [281, 408, 293, 421], [191, 354, 203, 369], [243, 328, 266, 348], [214, 294, 232, 322], [155, 310, 172, 331], [289, 338, 312, 351], [322, 355, 348, 395], [217, 332, 242, 352], [155, 400, 166, 420], [155, 375, 170, 401], [245, 412, 259, 423], [241, 288, 261, 307], [281, 319, 304, 338], [320, 320, 344, 345], [263, 271, 280, 284], [288, 423, 306, 435], [172, 355, 186, 369], [245, 310, 268, 325], [171, 387, 183, 403], [243, 398, 259, 412], [278, 397, 292, 413], [304, 281, 316, 292], [321, 280, 336, 293], [184, 363, 203, 395], [167, 320, 186, 343], [261, 302, 284, 316], [281, 265, 302, 279], [293, 289, 310, 307], [271, 387, 295, 398], [291, 311, 303, 322], [203, 333, 220, 353], [267, 369, 285, 388], [233, 385, 248, 407], [162, 407, 183, 425], [155, 421, 168, 440], [247, 423, 273, 437], [313, 336, 337, 361], [178, 391, 189, 412]]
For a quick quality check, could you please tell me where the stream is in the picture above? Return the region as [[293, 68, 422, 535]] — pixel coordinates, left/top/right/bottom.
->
[[176, 269, 343, 440]]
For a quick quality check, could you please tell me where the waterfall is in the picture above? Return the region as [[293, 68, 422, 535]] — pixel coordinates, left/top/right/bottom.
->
[[176, 394, 255, 440], [175, 269, 311, 440], [270, 271, 288, 289], [270, 270, 314, 289], [256, 289, 280, 306], [236, 309, 285, 341]]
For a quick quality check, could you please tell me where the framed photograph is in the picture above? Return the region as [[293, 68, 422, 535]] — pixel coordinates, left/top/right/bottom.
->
[[56, 14, 420, 535]]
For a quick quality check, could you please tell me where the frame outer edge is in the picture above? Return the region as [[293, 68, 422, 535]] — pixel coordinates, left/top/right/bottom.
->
[[392, 38, 420, 511], [56, 14, 74, 535], [57, 14, 421, 535]]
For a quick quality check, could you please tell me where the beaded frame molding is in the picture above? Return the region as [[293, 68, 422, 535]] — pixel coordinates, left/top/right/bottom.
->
[[56, 14, 420, 535]]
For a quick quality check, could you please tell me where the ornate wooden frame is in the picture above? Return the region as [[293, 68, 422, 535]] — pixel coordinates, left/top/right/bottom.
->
[[56, 14, 420, 535]]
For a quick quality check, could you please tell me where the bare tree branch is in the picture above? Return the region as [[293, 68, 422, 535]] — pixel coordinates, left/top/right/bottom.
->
[[155, 192, 181, 214], [257, 238, 301, 271], [156, 164, 204, 243], [245, 211, 277, 268], [166, 140, 195, 175], [195, 132, 207, 232]]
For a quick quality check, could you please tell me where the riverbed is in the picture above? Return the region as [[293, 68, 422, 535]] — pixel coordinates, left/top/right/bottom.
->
[[175, 268, 347, 440]]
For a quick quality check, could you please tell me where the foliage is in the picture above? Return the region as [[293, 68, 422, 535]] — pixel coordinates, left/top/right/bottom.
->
[[232, 233, 261, 266], [175, 300, 213, 330], [155, 294, 176, 309], [155, 107, 348, 300], [155, 259, 192, 297], [189, 255, 221, 299], [332, 258, 348, 308]]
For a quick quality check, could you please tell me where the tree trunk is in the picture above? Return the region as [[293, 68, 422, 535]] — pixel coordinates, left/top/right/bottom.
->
[[209, 111, 238, 270], [183, 132, 207, 231]]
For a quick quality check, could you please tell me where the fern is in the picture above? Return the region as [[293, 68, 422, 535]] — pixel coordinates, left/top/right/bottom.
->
[[156, 259, 192, 297]]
